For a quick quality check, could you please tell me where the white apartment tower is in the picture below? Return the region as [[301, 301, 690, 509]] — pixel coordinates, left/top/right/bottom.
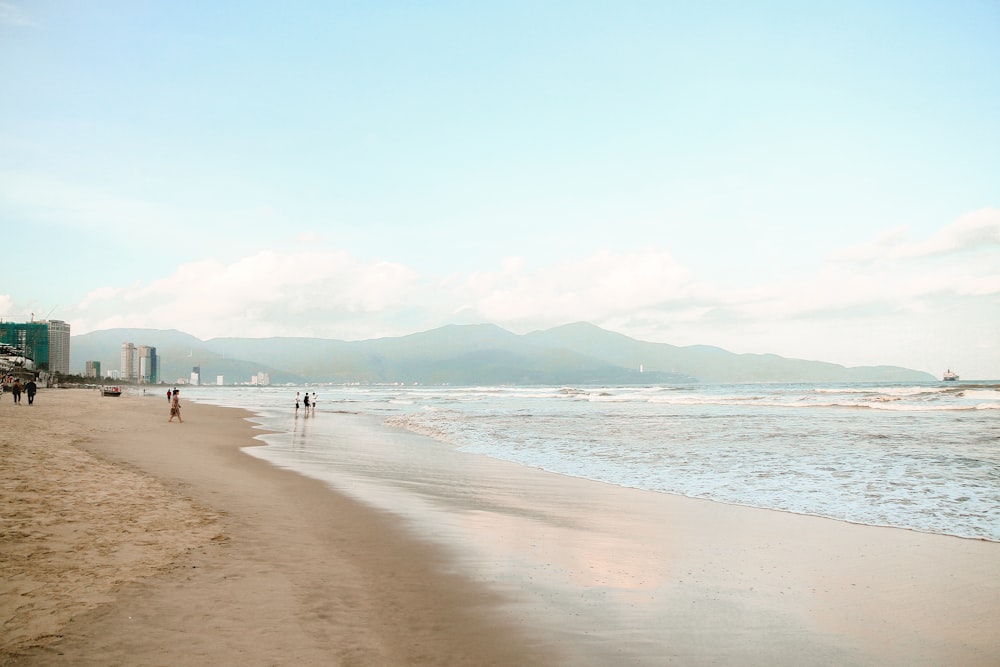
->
[[42, 319, 71, 374], [121, 342, 136, 382], [138, 345, 159, 384]]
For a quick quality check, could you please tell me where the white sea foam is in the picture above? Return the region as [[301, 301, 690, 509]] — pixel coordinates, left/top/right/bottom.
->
[[185, 382, 1000, 541]]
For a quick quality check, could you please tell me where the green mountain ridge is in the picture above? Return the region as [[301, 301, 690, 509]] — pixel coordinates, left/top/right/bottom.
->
[[69, 322, 935, 385], [526, 322, 929, 383]]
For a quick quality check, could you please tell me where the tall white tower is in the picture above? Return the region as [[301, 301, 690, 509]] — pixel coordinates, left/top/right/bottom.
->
[[138, 345, 158, 384], [42, 319, 71, 374], [121, 342, 136, 382]]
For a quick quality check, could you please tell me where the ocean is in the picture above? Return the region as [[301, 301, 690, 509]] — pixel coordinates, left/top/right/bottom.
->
[[180, 381, 1000, 542]]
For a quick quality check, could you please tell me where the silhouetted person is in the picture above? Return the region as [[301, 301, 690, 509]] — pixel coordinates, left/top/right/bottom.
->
[[24, 379, 37, 405]]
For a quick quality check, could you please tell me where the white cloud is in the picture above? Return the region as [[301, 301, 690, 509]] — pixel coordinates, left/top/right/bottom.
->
[[827, 226, 910, 262], [70, 250, 421, 339], [898, 208, 1000, 259], [67, 216, 998, 341], [830, 208, 1000, 262], [0, 2, 32, 26], [58, 209, 1000, 377], [434, 214, 997, 375], [454, 248, 698, 328], [446, 227, 998, 344]]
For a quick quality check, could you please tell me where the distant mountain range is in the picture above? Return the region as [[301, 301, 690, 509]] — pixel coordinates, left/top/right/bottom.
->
[[69, 322, 936, 385]]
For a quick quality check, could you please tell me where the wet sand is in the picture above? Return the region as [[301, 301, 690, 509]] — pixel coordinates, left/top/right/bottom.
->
[[2, 389, 998, 666]]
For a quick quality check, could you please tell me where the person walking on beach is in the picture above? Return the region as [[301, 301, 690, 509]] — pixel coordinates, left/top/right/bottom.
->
[[24, 379, 37, 405], [303, 392, 310, 411], [11, 379, 22, 404], [295, 391, 300, 413], [167, 388, 172, 402], [168, 389, 182, 422], [311, 392, 317, 413]]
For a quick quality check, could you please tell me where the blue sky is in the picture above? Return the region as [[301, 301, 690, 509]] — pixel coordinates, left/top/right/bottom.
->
[[2, 1, 998, 378]]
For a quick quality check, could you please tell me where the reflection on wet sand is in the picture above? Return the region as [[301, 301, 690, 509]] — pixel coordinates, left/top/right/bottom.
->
[[244, 412, 1000, 666]]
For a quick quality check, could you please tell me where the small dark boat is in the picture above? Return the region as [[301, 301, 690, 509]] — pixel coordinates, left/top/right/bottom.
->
[[103, 386, 122, 396]]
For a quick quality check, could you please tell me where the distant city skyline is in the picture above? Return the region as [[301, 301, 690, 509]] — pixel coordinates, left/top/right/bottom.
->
[[118, 341, 159, 384], [1, 2, 997, 378]]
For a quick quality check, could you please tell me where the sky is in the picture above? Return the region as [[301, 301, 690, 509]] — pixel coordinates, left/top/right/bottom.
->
[[1, 1, 998, 379]]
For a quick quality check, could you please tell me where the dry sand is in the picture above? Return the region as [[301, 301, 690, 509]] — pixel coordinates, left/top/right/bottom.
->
[[1, 389, 557, 666], [2, 388, 998, 666]]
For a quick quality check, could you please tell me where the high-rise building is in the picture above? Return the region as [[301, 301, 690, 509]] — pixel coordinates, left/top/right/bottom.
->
[[190, 365, 201, 386], [121, 343, 136, 382], [86, 360, 102, 378], [42, 319, 70, 375], [0, 322, 45, 371], [0, 319, 69, 374], [138, 345, 159, 384]]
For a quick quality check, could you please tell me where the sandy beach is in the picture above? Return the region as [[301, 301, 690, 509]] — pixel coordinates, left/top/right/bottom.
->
[[2, 389, 998, 666], [1, 390, 557, 666]]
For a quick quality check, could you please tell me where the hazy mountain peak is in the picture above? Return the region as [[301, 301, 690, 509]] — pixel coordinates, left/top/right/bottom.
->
[[71, 322, 936, 384]]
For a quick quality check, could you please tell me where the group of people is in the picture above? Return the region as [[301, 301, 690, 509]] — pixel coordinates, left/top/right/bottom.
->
[[158, 387, 325, 423], [1, 378, 38, 405], [166, 387, 182, 422], [295, 391, 318, 414], [161, 388, 318, 424]]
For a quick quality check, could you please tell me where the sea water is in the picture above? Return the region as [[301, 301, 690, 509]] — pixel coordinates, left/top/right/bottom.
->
[[180, 382, 999, 541]]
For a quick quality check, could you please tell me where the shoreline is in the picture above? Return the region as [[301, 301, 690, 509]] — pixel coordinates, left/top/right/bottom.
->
[[3, 389, 999, 665], [241, 391, 999, 545], [244, 407, 1000, 665]]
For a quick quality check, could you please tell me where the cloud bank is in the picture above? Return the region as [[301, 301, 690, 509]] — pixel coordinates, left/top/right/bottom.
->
[[3, 209, 998, 376]]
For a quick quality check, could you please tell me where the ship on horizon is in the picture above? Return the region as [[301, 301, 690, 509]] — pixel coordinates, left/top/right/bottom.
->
[[943, 369, 959, 381]]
